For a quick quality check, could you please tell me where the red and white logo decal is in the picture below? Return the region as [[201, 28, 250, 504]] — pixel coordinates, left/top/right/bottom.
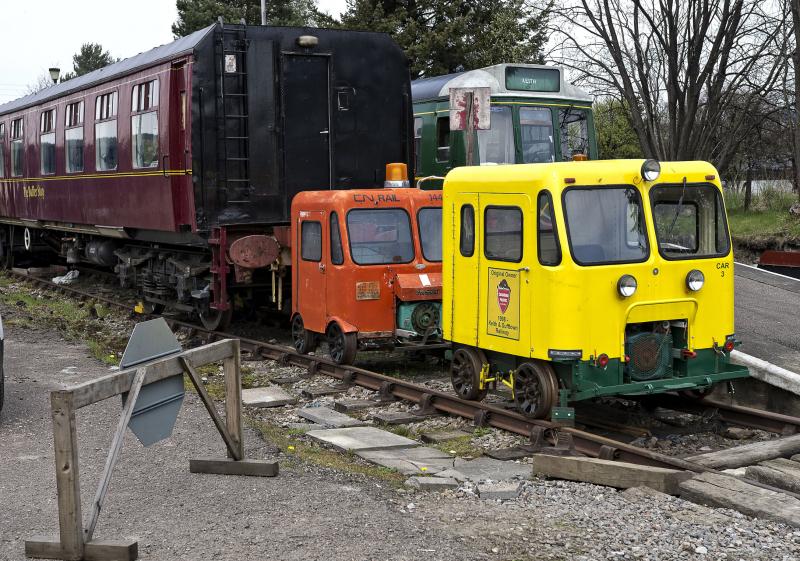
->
[[497, 279, 511, 313]]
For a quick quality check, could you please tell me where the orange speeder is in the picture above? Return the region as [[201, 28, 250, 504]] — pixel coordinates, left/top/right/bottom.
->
[[290, 166, 443, 364]]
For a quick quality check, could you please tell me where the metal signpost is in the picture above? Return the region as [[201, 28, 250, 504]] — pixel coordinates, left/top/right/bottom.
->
[[449, 86, 491, 166]]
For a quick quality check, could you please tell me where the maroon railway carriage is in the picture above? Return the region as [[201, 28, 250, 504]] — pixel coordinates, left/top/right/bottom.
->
[[0, 23, 413, 329]]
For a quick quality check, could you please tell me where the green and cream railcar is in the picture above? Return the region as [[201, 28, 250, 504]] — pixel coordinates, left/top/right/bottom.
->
[[412, 64, 597, 184]]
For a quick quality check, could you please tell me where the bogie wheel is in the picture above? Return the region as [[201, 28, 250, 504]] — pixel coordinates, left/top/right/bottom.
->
[[513, 362, 556, 419], [326, 322, 357, 365], [199, 306, 233, 332], [450, 347, 488, 401], [291, 315, 318, 355]]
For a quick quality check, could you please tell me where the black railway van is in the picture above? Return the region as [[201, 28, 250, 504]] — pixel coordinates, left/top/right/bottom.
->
[[193, 23, 414, 228]]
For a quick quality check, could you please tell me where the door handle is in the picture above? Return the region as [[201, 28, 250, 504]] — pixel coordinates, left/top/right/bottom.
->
[[318, 263, 326, 272], [517, 266, 530, 272], [319, 130, 329, 135], [162, 154, 169, 178]]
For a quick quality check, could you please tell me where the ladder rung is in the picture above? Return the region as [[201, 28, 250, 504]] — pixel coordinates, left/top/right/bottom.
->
[[224, 136, 249, 140], [223, 71, 247, 75], [224, 49, 247, 54], [225, 179, 250, 183], [226, 157, 249, 161], [224, 93, 248, 97], [223, 114, 248, 119]]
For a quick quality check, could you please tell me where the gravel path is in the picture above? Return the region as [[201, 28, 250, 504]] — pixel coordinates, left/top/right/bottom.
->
[[1, 320, 799, 560]]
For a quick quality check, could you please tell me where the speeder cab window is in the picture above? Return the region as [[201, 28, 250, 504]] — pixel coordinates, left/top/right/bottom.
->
[[347, 209, 414, 265]]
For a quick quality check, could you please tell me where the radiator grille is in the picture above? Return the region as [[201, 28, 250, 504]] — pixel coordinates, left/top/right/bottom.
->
[[626, 331, 673, 381]]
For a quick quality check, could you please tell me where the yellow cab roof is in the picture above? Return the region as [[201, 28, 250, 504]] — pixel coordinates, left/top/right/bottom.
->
[[442, 159, 721, 194]]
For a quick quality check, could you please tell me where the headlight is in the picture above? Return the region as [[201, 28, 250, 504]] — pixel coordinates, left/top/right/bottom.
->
[[641, 159, 660, 181], [617, 275, 637, 298], [686, 270, 705, 291]]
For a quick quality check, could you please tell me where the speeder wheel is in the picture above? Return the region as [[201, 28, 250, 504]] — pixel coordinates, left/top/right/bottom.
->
[[450, 347, 488, 401], [514, 362, 555, 419], [291, 315, 318, 354], [326, 322, 357, 365]]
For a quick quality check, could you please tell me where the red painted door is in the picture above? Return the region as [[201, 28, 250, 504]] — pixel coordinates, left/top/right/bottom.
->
[[296, 211, 328, 333], [169, 61, 193, 229]]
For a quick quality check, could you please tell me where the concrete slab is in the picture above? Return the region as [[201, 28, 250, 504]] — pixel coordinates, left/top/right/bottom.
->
[[334, 399, 378, 413], [452, 457, 531, 482], [435, 468, 467, 482], [478, 481, 522, 501], [405, 476, 460, 491], [420, 430, 472, 443], [484, 447, 535, 461], [241, 386, 297, 408], [272, 375, 303, 385], [298, 407, 365, 428], [357, 446, 455, 475], [301, 386, 346, 399], [306, 426, 418, 452], [373, 411, 424, 425]]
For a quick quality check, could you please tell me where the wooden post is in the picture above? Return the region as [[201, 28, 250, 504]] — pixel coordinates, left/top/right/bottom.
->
[[223, 338, 243, 460], [50, 391, 85, 561], [85, 368, 147, 542], [464, 92, 475, 167]]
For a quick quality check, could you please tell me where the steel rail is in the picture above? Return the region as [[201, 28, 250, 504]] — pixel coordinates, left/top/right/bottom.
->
[[7, 268, 800, 499], [643, 394, 800, 435]]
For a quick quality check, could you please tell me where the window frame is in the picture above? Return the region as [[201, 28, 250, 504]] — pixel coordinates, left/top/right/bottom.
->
[[64, 100, 85, 174], [561, 185, 650, 267], [39, 108, 57, 176], [330, 211, 344, 265], [130, 79, 160, 170], [649, 183, 731, 261], [483, 205, 524, 263], [459, 204, 475, 257], [417, 206, 442, 263], [537, 190, 562, 266], [94, 91, 119, 172], [301, 220, 323, 262], [0, 122, 5, 178], [413, 116, 423, 172], [435, 115, 450, 163], [10, 117, 24, 178], [345, 208, 415, 266]]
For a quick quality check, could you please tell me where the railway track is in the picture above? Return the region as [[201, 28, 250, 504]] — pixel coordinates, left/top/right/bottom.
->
[[5, 267, 800, 499]]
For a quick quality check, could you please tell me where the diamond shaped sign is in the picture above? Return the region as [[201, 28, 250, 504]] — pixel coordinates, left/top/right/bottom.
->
[[120, 318, 184, 447]]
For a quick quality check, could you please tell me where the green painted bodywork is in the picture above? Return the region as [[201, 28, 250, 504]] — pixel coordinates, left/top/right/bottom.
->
[[396, 301, 442, 336], [412, 96, 598, 188], [550, 348, 749, 401]]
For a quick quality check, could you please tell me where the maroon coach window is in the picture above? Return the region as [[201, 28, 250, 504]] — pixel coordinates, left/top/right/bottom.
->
[[131, 79, 159, 169], [65, 101, 85, 173], [10, 118, 23, 177], [0, 123, 5, 178], [95, 92, 118, 171], [40, 109, 56, 175]]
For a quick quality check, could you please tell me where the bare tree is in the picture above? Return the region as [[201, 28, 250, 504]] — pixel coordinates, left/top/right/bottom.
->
[[550, 0, 791, 176], [790, 0, 800, 198], [26, 72, 56, 95]]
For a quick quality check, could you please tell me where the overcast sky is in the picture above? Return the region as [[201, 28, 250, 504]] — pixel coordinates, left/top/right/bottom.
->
[[0, 0, 349, 104]]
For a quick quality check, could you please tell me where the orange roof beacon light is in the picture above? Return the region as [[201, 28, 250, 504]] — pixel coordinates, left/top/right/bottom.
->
[[572, 153, 588, 162], [385, 163, 410, 188]]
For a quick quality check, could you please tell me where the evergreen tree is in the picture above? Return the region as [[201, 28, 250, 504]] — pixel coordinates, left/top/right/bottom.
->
[[172, 0, 336, 37], [341, 0, 551, 79], [61, 43, 117, 81], [594, 99, 643, 160]]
